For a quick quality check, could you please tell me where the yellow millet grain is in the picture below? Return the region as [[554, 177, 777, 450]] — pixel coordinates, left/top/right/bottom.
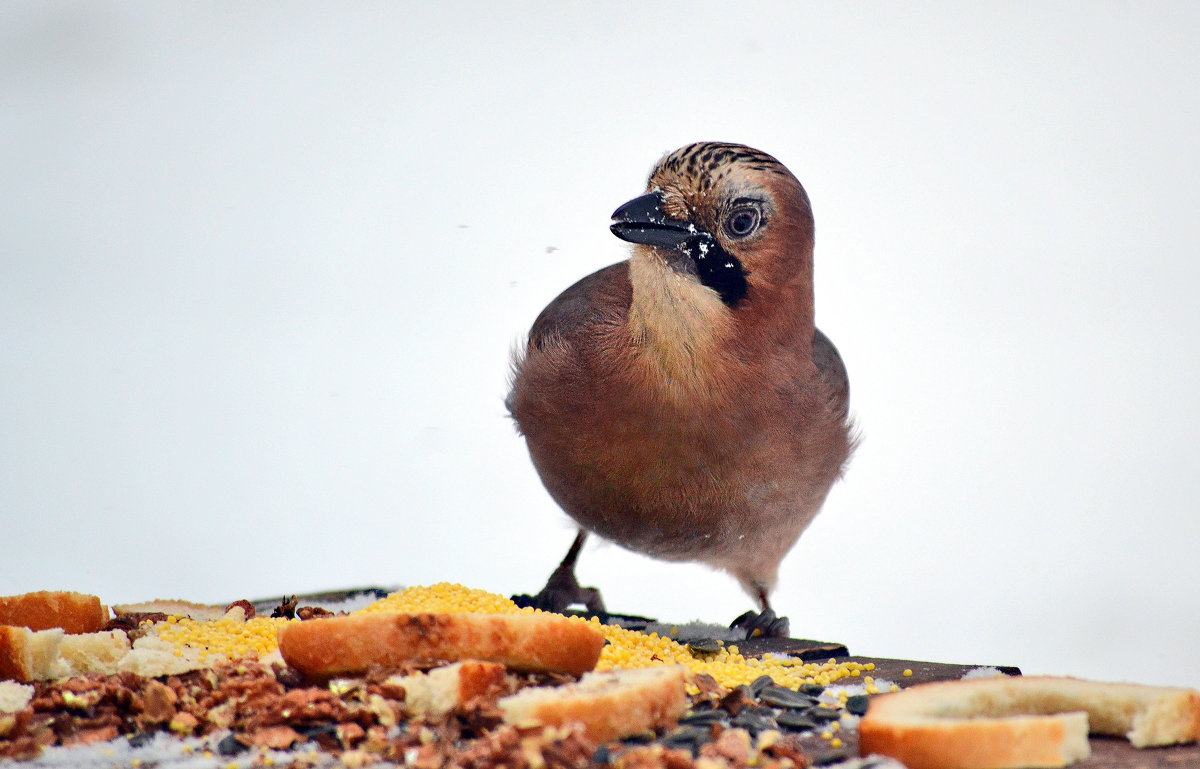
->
[[157, 582, 867, 692], [157, 615, 290, 661], [362, 583, 525, 615]]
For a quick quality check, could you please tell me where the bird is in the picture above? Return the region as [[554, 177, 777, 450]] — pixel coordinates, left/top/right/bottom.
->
[[506, 142, 854, 636]]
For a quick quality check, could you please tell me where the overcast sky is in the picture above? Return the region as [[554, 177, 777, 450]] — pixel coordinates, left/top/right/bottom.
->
[[2, 3, 1198, 688]]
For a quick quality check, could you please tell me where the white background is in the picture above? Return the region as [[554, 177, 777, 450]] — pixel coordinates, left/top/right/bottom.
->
[[3, 4, 1198, 688]]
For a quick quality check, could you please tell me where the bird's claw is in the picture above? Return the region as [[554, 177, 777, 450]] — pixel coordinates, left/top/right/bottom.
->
[[511, 563, 606, 615], [730, 608, 790, 639]]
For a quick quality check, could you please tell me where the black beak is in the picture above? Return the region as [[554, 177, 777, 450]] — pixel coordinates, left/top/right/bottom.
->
[[610, 192, 700, 248]]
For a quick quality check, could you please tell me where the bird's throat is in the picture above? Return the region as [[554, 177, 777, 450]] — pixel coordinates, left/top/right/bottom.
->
[[626, 250, 734, 394]]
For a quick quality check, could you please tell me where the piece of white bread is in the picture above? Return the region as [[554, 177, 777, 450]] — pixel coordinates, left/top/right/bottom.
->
[[0, 591, 108, 634], [498, 665, 688, 744], [116, 635, 209, 678], [2, 606, 270, 682], [0, 627, 64, 682], [859, 675, 1200, 769], [51, 630, 132, 679], [378, 659, 510, 717], [0, 626, 132, 682], [277, 611, 606, 679], [0, 680, 34, 714], [111, 599, 227, 622]]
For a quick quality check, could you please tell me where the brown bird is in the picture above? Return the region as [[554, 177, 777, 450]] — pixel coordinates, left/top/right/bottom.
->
[[507, 142, 854, 636]]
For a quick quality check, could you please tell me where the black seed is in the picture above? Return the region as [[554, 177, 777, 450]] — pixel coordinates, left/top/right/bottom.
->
[[622, 733, 655, 746], [808, 707, 841, 723], [686, 639, 724, 655], [748, 675, 774, 697], [774, 711, 816, 731], [126, 732, 156, 748], [295, 722, 339, 739], [758, 685, 817, 709], [592, 745, 612, 765], [800, 684, 826, 697], [811, 748, 853, 765], [680, 710, 728, 726], [673, 725, 712, 741], [661, 725, 709, 754], [217, 733, 249, 755], [845, 694, 870, 716], [731, 708, 775, 734]]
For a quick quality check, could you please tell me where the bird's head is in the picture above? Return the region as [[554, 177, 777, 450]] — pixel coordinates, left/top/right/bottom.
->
[[611, 142, 815, 310]]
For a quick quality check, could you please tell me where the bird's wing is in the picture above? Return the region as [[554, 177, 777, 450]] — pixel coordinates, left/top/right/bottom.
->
[[528, 262, 631, 350], [812, 327, 850, 420]]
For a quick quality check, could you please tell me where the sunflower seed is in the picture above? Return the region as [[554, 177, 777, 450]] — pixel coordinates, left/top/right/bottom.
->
[[127, 733, 156, 748], [217, 734, 248, 756], [660, 725, 710, 753], [295, 722, 338, 739], [731, 708, 776, 734], [845, 694, 870, 716], [686, 639, 724, 655], [679, 709, 728, 726], [808, 707, 841, 723], [811, 747, 853, 765], [774, 710, 817, 731], [748, 675, 774, 696], [758, 685, 817, 709]]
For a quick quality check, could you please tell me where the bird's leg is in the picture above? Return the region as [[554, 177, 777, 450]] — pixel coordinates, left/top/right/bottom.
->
[[511, 530, 606, 615], [730, 583, 790, 638]]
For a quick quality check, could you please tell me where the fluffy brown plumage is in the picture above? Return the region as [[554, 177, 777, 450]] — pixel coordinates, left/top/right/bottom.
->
[[507, 142, 854, 634]]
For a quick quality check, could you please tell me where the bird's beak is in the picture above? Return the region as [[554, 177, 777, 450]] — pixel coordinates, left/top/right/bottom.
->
[[610, 192, 698, 248]]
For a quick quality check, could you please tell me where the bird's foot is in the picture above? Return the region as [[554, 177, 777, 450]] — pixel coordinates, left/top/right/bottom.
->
[[511, 563, 606, 615], [730, 608, 790, 639]]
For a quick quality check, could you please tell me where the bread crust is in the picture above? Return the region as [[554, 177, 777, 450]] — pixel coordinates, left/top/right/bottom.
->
[[0, 627, 35, 682], [277, 612, 605, 679], [111, 600, 226, 621], [0, 592, 107, 634], [859, 676, 1200, 769], [498, 666, 688, 743], [0, 626, 71, 683]]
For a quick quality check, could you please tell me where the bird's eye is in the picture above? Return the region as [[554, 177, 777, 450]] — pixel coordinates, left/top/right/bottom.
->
[[724, 207, 761, 239]]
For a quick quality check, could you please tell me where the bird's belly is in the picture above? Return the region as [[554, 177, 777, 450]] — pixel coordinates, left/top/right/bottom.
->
[[526, 418, 812, 563]]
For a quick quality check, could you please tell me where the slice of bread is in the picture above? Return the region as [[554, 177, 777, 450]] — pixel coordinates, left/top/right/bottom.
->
[[859, 676, 1200, 769], [498, 665, 688, 744], [111, 599, 227, 622], [0, 591, 107, 634], [277, 611, 605, 680]]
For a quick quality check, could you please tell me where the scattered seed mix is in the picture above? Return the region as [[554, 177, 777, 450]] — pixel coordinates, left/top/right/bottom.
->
[[157, 582, 870, 691]]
